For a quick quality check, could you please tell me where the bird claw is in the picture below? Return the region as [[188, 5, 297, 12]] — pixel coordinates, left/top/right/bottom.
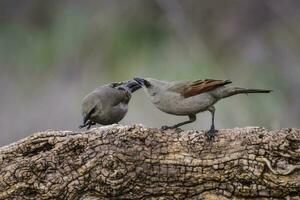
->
[[161, 125, 172, 130], [206, 128, 218, 141], [79, 121, 96, 130], [160, 126, 183, 132]]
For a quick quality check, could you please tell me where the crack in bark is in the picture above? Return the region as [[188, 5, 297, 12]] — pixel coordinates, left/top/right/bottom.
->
[[0, 125, 300, 199]]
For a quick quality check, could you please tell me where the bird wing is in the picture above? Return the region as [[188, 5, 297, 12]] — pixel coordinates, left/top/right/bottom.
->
[[169, 79, 232, 98]]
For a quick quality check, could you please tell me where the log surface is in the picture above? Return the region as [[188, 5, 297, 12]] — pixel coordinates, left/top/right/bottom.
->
[[0, 125, 300, 199]]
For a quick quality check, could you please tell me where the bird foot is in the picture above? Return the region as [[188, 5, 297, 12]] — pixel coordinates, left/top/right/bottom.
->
[[161, 125, 173, 130], [161, 125, 183, 132], [206, 128, 218, 141], [79, 121, 96, 130]]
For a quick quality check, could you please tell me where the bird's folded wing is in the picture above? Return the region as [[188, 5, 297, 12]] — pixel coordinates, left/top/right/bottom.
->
[[169, 79, 232, 98]]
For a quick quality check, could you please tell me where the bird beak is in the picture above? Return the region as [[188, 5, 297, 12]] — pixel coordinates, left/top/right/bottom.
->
[[134, 77, 145, 86], [126, 80, 141, 89], [127, 81, 142, 92], [83, 114, 89, 125]]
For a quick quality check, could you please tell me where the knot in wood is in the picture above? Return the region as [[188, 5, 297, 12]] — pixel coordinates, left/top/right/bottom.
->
[[101, 155, 127, 181]]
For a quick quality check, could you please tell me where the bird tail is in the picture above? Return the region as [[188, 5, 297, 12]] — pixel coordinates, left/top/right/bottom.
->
[[219, 87, 272, 98]]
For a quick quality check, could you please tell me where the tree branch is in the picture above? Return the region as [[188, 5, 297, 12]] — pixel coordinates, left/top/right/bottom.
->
[[0, 125, 299, 199]]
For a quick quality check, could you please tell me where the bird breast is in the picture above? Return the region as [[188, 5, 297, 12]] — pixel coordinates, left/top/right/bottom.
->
[[96, 102, 128, 125]]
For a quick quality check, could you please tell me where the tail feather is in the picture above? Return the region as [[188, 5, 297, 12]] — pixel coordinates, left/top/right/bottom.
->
[[220, 87, 272, 98]]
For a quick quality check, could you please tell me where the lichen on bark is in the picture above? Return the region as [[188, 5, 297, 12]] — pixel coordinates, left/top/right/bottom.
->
[[0, 125, 300, 199]]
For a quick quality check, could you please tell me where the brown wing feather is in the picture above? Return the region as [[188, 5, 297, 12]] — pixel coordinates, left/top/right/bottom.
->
[[170, 79, 232, 98]]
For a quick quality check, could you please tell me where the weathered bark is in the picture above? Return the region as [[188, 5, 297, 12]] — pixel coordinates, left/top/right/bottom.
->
[[0, 125, 300, 200]]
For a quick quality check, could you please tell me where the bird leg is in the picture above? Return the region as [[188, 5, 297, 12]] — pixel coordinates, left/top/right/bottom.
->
[[161, 114, 196, 130], [206, 106, 217, 140]]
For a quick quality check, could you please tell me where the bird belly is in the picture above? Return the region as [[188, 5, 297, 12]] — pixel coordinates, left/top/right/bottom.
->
[[92, 103, 128, 125], [155, 93, 217, 116]]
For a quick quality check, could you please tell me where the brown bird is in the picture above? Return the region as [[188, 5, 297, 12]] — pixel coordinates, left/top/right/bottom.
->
[[134, 77, 272, 139]]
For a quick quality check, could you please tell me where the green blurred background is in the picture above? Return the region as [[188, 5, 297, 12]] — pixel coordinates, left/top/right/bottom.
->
[[0, 0, 299, 146]]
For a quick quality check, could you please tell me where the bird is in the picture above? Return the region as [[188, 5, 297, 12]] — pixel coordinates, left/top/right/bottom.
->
[[79, 80, 141, 129], [134, 77, 272, 139]]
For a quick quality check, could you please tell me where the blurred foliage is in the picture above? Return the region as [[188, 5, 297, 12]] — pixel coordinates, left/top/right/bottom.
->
[[0, 0, 299, 146]]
